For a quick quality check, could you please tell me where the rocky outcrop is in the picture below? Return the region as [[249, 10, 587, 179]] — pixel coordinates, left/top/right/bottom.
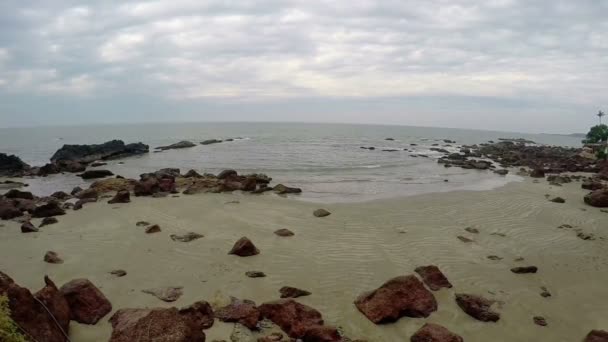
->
[[354, 275, 437, 324], [0, 153, 30, 177], [60, 278, 112, 324], [156, 141, 196, 151], [414, 265, 453, 291], [229, 237, 260, 257], [0, 272, 70, 342], [454, 293, 500, 322], [0, 199, 24, 219], [411, 323, 463, 342], [108, 190, 131, 204], [78, 170, 114, 179], [259, 299, 324, 338], [215, 297, 261, 329], [584, 189, 608, 207], [51, 140, 149, 164], [90, 177, 137, 193]]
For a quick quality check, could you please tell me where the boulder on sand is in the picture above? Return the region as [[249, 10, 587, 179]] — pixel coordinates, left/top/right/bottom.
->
[[108, 190, 131, 204], [60, 278, 112, 324], [4, 189, 35, 200], [584, 189, 608, 208], [78, 170, 114, 179], [414, 265, 453, 291], [215, 297, 261, 329], [32, 202, 66, 218], [44, 251, 63, 264], [280, 286, 311, 298], [273, 184, 302, 194], [51, 140, 149, 164], [313, 209, 331, 217], [0, 199, 23, 220], [21, 221, 39, 233], [411, 323, 463, 342], [229, 237, 260, 257], [354, 275, 438, 324], [40, 216, 59, 227], [584, 330, 608, 342], [455, 293, 500, 322], [259, 299, 324, 339]]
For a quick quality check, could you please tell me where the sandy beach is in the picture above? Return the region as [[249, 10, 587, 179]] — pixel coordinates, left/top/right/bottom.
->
[[1, 176, 607, 341]]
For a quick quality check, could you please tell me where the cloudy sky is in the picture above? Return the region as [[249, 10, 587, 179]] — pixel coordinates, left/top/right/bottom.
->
[[0, 0, 606, 132]]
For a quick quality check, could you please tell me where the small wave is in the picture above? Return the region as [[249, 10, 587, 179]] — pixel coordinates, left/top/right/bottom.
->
[[361, 164, 382, 169]]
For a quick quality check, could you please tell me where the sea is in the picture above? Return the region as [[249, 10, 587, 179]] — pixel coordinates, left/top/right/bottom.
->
[[0, 122, 582, 203]]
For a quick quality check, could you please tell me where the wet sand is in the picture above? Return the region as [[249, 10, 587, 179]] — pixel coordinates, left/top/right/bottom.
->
[[1, 178, 607, 341]]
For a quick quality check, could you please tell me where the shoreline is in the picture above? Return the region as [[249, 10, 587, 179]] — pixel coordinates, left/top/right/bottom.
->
[[1, 177, 607, 341]]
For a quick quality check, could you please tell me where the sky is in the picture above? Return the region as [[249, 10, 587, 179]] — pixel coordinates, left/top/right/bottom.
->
[[0, 0, 606, 133]]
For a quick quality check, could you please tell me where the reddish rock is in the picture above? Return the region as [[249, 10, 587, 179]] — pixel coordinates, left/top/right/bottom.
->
[[229, 236, 260, 257], [178, 300, 215, 330], [302, 325, 342, 342], [145, 224, 161, 234], [414, 265, 453, 291], [354, 275, 438, 324], [109, 307, 206, 342], [159, 178, 177, 193], [280, 286, 311, 298], [21, 221, 39, 233], [0, 200, 23, 219], [259, 299, 324, 338], [274, 228, 295, 237], [44, 251, 64, 264], [134, 177, 159, 196], [0, 272, 70, 342], [60, 278, 112, 324], [32, 202, 66, 218], [584, 330, 608, 342], [410, 323, 463, 342], [455, 293, 500, 322], [215, 297, 261, 329], [108, 190, 130, 204], [584, 189, 608, 208]]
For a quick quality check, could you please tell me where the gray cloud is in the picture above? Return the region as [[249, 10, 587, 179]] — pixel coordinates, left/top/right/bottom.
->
[[0, 0, 606, 132]]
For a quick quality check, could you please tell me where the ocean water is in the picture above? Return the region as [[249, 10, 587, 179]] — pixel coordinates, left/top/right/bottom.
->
[[0, 122, 582, 202]]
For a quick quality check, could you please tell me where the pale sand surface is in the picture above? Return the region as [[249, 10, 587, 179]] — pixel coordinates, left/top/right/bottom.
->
[[1, 178, 607, 341]]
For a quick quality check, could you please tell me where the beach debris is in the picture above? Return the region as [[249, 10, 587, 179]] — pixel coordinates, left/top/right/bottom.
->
[[142, 286, 184, 302], [273, 184, 302, 194], [510, 266, 538, 274], [78, 170, 114, 179], [246, 271, 266, 278], [313, 209, 331, 217], [533, 316, 548, 326], [455, 293, 500, 322], [108, 190, 131, 204], [583, 330, 608, 342], [464, 227, 479, 234], [39, 217, 58, 228], [540, 286, 551, 298], [110, 270, 127, 277], [0, 272, 71, 341], [260, 299, 330, 339], [215, 297, 261, 329], [21, 221, 38, 233], [414, 265, 453, 291], [550, 197, 566, 203], [136, 221, 150, 226], [487, 255, 503, 261], [229, 237, 260, 257], [354, 275, 437, 324], [74, 197, 97, 210], [32, 202, 66, 218], [156, 140, 196, 151], [457, 235, 473, 243], [170, 232, 204, 242], [584, 189, 608, 207], [411, 323, 463, 342], [145, 224, 161, 234], [280, 286, 311, 298], [60, 278, 112, 324], [44, 251, 63, 264], [274, 228, 295, 237]]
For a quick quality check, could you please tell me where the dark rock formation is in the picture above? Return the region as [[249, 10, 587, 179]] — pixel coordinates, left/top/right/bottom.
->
[[246, 271, 266, 278], [108, 190, 130, 204], [170, 232, 203, 242], [455, 293, 500, 322], [533, 316, 547, 326], [313, 209, 331, 217], [44, 251, 63, 264], [354, 275, 437, 324], [229, 237, 260, 257], [51, 140, 149, 164], [145, 224, 161, 234], [40, 217, 59, 227], [78, 170, 114, 179], [60, 278, 112, 324], [21, 221, 38, 233], [51, 191, 71, 200], [280, 286, 311, 298], [414, 265, 452, 291], [156, 141, 196, 150], [259, 299, 324, 338], [215, 297, 261, 329], [32, 202, 66, 218], [274, 184, 303, 194], [4, 189, 34, 200], [410, 323, 463, 342], [0, 153, 30, 177], [585, 189, 608, 207], [0, 199, 23, 219], [511, 266, 538, 274], [550, 197, 565, 203], [200, 139, 223, 145], [584, 330, 608, 342]]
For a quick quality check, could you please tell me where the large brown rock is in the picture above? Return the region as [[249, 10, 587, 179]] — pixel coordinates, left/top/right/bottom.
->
[[0, 272, 70, 342], [4, 189, 35, 200], [354, 275, 438, 324], [584, 330, 608, 342], [178, 300, 215, 330], [584, 189, 608, 208], [215, 297, 261, 329], [259, 299, 324, 338], [134, 177, 160, 196], [229, 237, 260, 257], [414, 265, 453, 291], [0, 199, 23, 219], [302, 325, 342, 342], [75, 188, 99, 200], [455, 293, 500, 322], [32, 202, 66, 218], [108, 190, 131, 204], [410, 323, 463, 342], [60, 278, 112, 324], [109, 307, 205, 342]]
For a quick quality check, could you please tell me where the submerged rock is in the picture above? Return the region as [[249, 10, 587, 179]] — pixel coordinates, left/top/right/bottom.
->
[[170, 232, 204, 242], [411, 323, 463, 342], [229, 237, 260, 257], [60, 278, 112, 324], [156, 140, 196, 150], [354, 275, 437, 324], [280, 286, 312, 298], [455, 293, 500, 322], [414, 265, 453, 291], [51, 139, 149, 164]]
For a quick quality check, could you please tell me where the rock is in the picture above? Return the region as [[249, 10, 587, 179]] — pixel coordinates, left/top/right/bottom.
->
[[32, 202, 66, 218], [21, 221, 39, 233], [229, 237, 260, 257], [584, 330, 608, 342], [354, 275, 437, 324], [90, 177, 136, 193], [51, 140, 149, 164], [582, 180, 604, 191], [487, 255, 503, 261], [108, 190, 131, 204], [302, 325, 342, 342], [75, 188, 99, 199], [0, 200, 23, 219], [44, 251, 63, 264], [134, 177, 159, 196], [218, 169, 238, 179], [60, 278, 112, 324], [454, 293, 500, 322], [201, 139, 222, 145], [273, 184, 303, 194], [0, 272, 70, 342], [216, 297, 261, 329], [0, 153, 30, 177], [533, 316, 547, 326], [74, 198, 97, 210], [178, 300, 214, 329], [258, 332, 284, 342], [457, 235, 473, 243], [142, 286, 183, 302], [550, 197, 565, 203], [109, 307, 206, 342], [159, 178, 176, 193], [313, 209, 331, 217], [136, 221, 150, 226], [529, 169, 546, 178], [540, 286, 551, 298], [414, 265, 452, 291], [71, 186, 83, 195], [170, 232, 204, 242], [40, 216, 59, 227], [145, 224, 161, 233], [259, 299, 324, 338], [280, 286, 312, 298], [584, 189, 608, 207], [156, 140, 196, 150], [246, 271, 266, 278], [494, 169, 509, 175], [79, 170, 114, 179], [410, 323, 463, 342], [4, 189, 34, 200], [511, 266, 538, 274], [50, 191, 71, 200], [110, 270, 127, 277], [385, 138, 395, 141], [464, 227, 479, 234], [274, 228, 295, 237], [90, 161, 107, 167]]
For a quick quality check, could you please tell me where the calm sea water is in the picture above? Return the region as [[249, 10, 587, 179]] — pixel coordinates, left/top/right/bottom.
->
[[0, 122, 582, 202]]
